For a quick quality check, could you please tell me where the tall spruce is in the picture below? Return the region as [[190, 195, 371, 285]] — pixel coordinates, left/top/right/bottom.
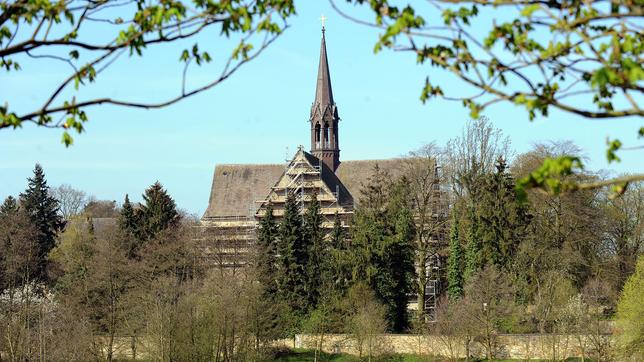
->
[[138, 182, 180, 240], [322, 212, 351, 301], [276, 192, 307, 316], [303, 192, 324, 309], [19, 164, 64, 282], [463, 204, 482, 282], [351, 168, 416, 332], [0, 196, 18, 216], [447, 207, 464, 299], [477, 158, 530, 271], [118, 194, 140, 257], [257, 202, 278, 296]]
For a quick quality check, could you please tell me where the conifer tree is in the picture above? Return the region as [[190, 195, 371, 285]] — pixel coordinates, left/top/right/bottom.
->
[[477, 158, 530, 271], [321, 212, 351, 302], [303, 192, 324, 309], [19, 164, 64, 282], [385, 178, 416, 332], [447, 208, 464, 299], [351, 169, 416, 332], [275, 192, 307, 317], [257, 202, 278, 296], [463, 204, 482, 282], [0, 196, 18, 216], [138, 182, 180, 240], [118, 194, 140, 257]]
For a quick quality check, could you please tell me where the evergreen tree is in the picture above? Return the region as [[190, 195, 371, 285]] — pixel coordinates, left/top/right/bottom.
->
[[257, 202, 278, 296], [138, 182, 180, 240], [303, 192, 324, 309], [19, 164, 64, 282], [0, 196, 18, 216], [463, 204, 482, 282], [384, 178, 416, 331], [118, 194, 141, 257], [477, 158, 530, 271], [275, 192, 307, 317], [320, 212, 351, 303], [351, 169, 416, 332], [447, 207, 464, 299]]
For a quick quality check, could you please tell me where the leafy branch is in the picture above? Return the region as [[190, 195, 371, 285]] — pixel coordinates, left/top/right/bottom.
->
[[1, 0, 296, 145]]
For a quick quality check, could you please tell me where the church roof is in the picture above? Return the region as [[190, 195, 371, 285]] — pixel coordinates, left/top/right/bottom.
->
[[202, 158, 406, 219]]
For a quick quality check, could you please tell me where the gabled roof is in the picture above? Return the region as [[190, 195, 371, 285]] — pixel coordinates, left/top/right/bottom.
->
[[301, 150, 352, 206], [202, 157, 407, 219]]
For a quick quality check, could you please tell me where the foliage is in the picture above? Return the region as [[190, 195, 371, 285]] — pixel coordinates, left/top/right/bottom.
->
[[476, 158, 530, 271], [137, 181, 181, 241], [275, 192, 308, 330], [343, 283, 388, 361], [0, 0, 296, 145], [446, 207, 463, 299], [257, 202, 279, 296], [336, 1, 644, 192], [304, 192, 325, 309], [51, 184, 88, 219], [19, 163, 64, 282], [118, 194, 140, 257], [615, 255, 644, 360], [351, 167, 416, 332]]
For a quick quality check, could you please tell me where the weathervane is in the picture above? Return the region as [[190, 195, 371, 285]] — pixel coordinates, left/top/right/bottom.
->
[[320, 14, 327, 32]]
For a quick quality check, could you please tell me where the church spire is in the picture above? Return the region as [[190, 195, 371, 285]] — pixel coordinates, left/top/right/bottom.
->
[[314, 26, 334, 107], [310, 21, 340, 172]]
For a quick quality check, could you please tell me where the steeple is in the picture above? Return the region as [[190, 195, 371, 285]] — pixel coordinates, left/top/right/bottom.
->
[[310, 23, 340, 172]]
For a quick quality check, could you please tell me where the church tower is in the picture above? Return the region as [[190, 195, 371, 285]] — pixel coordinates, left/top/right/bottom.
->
[[310, 25, 340, 172]]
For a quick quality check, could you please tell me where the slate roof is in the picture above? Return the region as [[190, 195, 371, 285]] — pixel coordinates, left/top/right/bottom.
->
[[202, 157, 407, 219]]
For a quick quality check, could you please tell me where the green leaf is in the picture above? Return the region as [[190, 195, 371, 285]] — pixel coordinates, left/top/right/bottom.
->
[[61, 131, 73, 147]]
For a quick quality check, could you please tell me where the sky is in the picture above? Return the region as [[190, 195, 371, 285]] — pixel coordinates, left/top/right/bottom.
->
[[1, 1, 642, 216]]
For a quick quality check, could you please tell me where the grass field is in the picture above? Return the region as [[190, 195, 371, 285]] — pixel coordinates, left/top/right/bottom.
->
[[271, 348, 595, 362]]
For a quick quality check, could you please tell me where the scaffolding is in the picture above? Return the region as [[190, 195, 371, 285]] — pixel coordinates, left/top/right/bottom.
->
[[254, 147, 352, 228]]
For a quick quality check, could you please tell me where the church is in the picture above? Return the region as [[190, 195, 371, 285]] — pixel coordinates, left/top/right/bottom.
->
[[200, 27, 408, 256], [199, 26, 447, 315]]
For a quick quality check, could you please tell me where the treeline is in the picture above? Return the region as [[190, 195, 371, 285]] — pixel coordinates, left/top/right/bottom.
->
[[0, 118, 642, 361]]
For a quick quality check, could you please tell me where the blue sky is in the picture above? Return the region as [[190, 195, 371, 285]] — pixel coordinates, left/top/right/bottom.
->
[[1, 1, 642, 215]]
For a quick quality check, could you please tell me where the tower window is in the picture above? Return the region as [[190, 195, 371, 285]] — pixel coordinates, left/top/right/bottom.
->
[[324, 123, 330, 147], [315, 123, 321, 148]]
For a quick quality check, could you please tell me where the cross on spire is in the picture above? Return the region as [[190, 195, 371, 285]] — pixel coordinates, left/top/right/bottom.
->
[[320, 14, 327, 32]]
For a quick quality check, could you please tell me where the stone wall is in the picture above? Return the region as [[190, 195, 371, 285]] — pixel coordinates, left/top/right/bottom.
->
[[99, 333, 612, 360], [290, 333, 613, 360]]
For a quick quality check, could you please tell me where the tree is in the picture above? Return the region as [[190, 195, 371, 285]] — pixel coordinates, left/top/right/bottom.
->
[[602, 181, 644, 292], [0, 195, 17, 215], [463, 204, 482, 282], [118, 194, 141, 258], [138, 181, 180, 241], [256, 202, 278, 296], [19, 163, 64, 282], [476, 157, 530, 271], [615, 255, 644, 360], [404, 144, 448, 316], [447, 207, 464, 299], [0, 1, 296, 145], [343, 283, 388, 362], [445, 117, 510, 198], [275, 192, 307, 325], [334, 1, 644, 191], [304, 192, 324, 309], [463, 265, 517, 360], [83, 199, 119, 218], [351, 168, 416, 332], [51, 184, 88, 219]]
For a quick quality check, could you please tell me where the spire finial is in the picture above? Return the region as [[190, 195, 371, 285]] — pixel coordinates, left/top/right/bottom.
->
[[320, 14, 327, 32]]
